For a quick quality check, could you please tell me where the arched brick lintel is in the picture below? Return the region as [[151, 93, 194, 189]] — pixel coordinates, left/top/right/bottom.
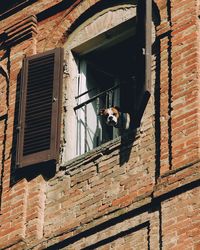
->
[[43, 0, 161, 51], [43, 0, 141, 50]]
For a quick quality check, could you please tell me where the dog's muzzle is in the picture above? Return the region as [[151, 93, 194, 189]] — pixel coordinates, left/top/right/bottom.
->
[[107, 116, 118, 126]]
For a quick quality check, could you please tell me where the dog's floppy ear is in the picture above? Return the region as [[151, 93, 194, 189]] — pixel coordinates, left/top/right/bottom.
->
[[99, 109, 105, 116], [114, 106, 120, 112]]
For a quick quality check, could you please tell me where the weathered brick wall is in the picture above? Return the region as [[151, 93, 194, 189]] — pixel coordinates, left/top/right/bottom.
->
[[0, 0, 200, 249], [156, 0, 200, 173], [162, 186, 200, 249]]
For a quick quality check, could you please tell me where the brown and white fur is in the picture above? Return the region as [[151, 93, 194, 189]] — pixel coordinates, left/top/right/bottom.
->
[[99, 107, 130, 130]]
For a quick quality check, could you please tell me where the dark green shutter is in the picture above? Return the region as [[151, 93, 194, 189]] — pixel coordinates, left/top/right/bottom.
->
[[16, 48, 63, 168]]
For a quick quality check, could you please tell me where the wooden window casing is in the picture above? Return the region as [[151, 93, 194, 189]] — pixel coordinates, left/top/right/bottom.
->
[[16, 48, 63, 168]]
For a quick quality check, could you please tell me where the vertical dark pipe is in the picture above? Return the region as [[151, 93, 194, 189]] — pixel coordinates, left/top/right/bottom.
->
[[145, 0, 152, 93], [136, 0, 152, 126]]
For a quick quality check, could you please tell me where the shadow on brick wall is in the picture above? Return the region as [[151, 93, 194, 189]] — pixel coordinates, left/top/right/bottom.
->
[[45, 178, 200, 250], [154, 0, 173, 184], [0, 48, 11, 207], [152, 1, 161, 184]]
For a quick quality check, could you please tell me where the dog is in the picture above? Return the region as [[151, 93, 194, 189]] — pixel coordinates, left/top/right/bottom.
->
[[99, 106, 130, 130]]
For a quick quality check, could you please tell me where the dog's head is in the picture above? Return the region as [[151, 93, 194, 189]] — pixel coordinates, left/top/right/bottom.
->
[[99, 106, 120, 127]]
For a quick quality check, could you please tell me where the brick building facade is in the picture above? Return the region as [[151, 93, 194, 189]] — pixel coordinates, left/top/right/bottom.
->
[[0, 0, 200, 249]]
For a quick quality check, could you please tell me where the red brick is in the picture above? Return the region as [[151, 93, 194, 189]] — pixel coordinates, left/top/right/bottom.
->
[[0, 0, 200, 249]]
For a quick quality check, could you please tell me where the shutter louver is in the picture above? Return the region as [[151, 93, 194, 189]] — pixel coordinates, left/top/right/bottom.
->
[[17, 48, 63, 168]]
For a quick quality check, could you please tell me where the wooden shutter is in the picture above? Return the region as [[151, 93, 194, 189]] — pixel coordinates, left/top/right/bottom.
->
[[16, 48, 63, 168], [136, 0, 152, 124]]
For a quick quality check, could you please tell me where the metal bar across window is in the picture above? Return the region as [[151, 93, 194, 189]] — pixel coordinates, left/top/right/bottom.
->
[[74, 84, 120, 111], [75, 87, 96, 100]]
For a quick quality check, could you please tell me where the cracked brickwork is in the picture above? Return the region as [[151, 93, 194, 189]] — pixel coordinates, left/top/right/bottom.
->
[[0, 0, 200, 249]]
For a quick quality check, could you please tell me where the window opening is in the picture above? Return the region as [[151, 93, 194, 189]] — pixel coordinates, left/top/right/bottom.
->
[[73, 35, 137, 156]]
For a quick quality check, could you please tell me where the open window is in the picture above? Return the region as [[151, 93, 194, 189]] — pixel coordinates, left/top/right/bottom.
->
[[16, 1, 152, 167], [73, 32, 137, 156], [63, 0, 152, 160]]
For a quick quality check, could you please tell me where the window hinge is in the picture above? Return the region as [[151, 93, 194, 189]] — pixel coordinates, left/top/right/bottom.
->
[[16, 126, 21, 131], [63, 61, 69, 75], [53, 97, 57, 102]]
